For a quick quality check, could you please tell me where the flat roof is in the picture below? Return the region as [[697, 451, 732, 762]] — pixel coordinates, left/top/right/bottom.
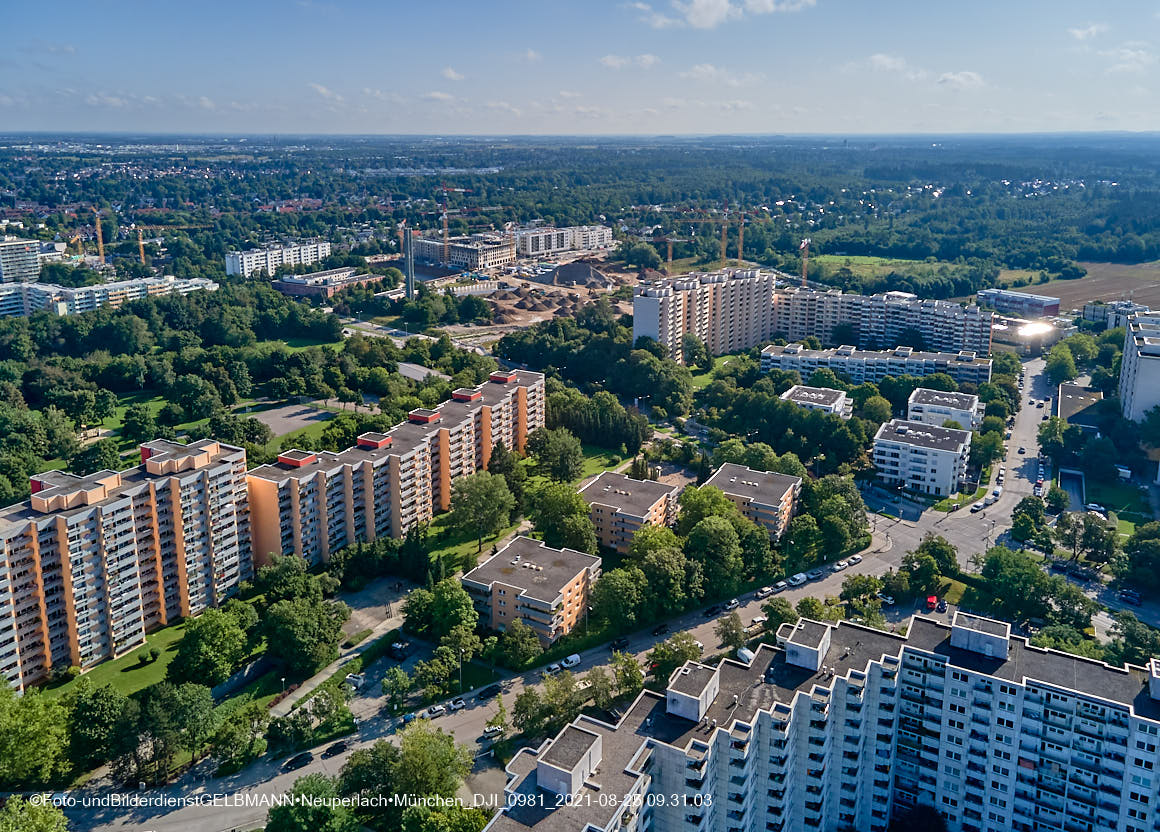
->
[[780, 384, 846, 407], [909, 387, 979, 410], [461, 536, 600, 604], [668, 663, 718, 698], [786, 619, 830, 648], [953, 611, 1009, 637], [247, 370, 543, 484], [874, 419, 971, 452], [978, 288, 1060, 304], [703, 462, 801, 505], [577, 471, 677, 517], [539, 725, 600, 771], [1056, 383, 1103, 427], [762, 343, 992, 367]]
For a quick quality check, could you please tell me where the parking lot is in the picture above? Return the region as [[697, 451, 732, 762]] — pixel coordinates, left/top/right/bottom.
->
[[246, 402, 334, 436]]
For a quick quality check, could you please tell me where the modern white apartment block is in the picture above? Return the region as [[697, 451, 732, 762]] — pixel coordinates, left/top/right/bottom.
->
[[0, 238, 42, 283], [461, 536, 601, 644], [1120, 314, 1160, 422], [907, 388, 982, 430], [780, 384, 853, 418], [488, 610, 1160, 832], [771, 288, 995, 355], [703, 463, 802, 540], [761, 344, 993, 387], [0, 440, 251, 691], [224, 239, 332, 277], [633, 270, 778, 362], [246, 370, 545, 566], [414, 233, 517, 270], [873, 419, 972, 497], [1084, 300, 1151, 331], [577, 471, 679, 555], [0, 276, 218, 317], [976, 288, 1060, 318], [514, 225, 614, 257]]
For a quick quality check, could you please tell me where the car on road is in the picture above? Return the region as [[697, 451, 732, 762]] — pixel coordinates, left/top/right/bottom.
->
[[425, 704, 447, 718], [984, 494, 998, 506], [609, 637, 630, 651], [541, 663, 562, 678], [848, 554, 863, 565], [806, 569, 824, 581], [561, 653, 582, 669], [283, 752, 313, 771], [652, 623, 670, 636], [1118, 589, 1142, 605], [448, 697, 466, 712], [936, 599, 948, 613], [1018, 447, 1026, 454], [788, 572, 808, 587], [1085, 503, 1106, 514], [774, 580, 789, 592], [876, 592, 896, 606], [322, 741, 350, 759], [703, 605, 722, 617], [482, 725, 504, 739], [756, 586, 774, 599], [477, 684, 502, 700], [833, 559, 849, 571], [971, 501, 985, 512], [401, 711, 419, 725], [724, 598, 740, 611]]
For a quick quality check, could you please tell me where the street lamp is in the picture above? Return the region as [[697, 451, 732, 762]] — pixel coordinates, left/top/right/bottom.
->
[[281, 677, 286, 694]]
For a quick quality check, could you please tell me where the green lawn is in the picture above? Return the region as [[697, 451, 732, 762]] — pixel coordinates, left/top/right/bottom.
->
[[279, 336, 345, 352], [425, 511, 523, 575], [933, 486, 987, 512], [688, 353, 743, 391], [45, 622, 187, 698], [1085, 480, 1153, 537], [454, 660, 502, 695]]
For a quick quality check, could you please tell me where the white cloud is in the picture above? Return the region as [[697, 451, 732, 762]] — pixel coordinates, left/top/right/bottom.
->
[[601, 53, 661, 69], [937, 70, 985, 90], [633, 0, 813, 29], [85, 92, 128, 108], [1101, 43, 1156, 73], [523, 48, 542, 62], [679, 63, 762, 86], [424, 91, 455, 102], [720, 99, 753, 111], [558, 90, 583, 99], [442, 67, 464, 81], [1068, 23, 1108, 40], [197, 96, 216, 110], [363, 88, 404, 104], [868, 53, 928, 81], [486, 100, 522, 116], [308, 82, 343, 102]]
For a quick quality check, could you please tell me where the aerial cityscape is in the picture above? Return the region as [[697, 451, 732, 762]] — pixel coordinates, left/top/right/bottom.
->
[[6, 3, 1160, 832]]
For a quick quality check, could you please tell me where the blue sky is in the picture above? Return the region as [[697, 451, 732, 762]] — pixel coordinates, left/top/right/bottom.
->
[[3, 0, 1159, 134]]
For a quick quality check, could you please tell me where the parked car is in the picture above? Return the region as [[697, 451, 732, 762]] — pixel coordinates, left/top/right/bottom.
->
[[756, 586, 774, 599], [477, 684, 502, 700], [806, 569, 824, 581], [283, 752, 314, 771], [751, 615, 768, 627], [322, 740, 350, 759], [774, 580, 789, 592], [344, 672, 366, 690], [387, 640, 411, 661], [1018, 447, 1026, 454], [833, 560, 849, 571], [970, 501, 985, 512], [448, 697, 466, 712], [936, 599, 948, 613], [788, 573, 809, 587], [401, 711, 419, 725], [609, 637, 630, 651], [876, 593, 896, 606], [1118, 589, 1143, 606], [561, 653, 582, 669], [724, 598, 740, 611], [482, 725, 504, 739], [425, 704, 446, 718], [926, 595, 938, 611], [541, 663, 562, 678], [848, 554, 863, 565], [652, 623, 670, 636], [1085, 503, 1106, 514]]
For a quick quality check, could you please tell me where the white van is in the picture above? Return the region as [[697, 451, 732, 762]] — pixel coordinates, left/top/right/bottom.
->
[[561, 653, 582, 669], [788, 572, 808, 587]]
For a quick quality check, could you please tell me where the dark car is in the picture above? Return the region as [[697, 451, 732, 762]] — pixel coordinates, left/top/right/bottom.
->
[[1119, 589, 1143, 606], [651, 623, 670, 636], [936, 599, 948, 613], [703, 605, 722, 618], [477, 684, 502, 701], [321, 740, 349, 759], [387, 640, 411, 661], [283, 751, 313, 771], [609, 637, 630, 651]]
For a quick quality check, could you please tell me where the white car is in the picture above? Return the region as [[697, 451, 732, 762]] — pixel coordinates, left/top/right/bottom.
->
[[876, 593, 896, 606], [425, 704, 446, 718], [756, 586, 774, 599], [1085, 503, 1106, 514], [788, 573, 808, 587], [561, 653, 582, 669], [833, 560, 849, 571], [482, 725, 504, 738], [847, 554, 863, 565], [724, 598, 740, 611], [751, 615, 768, 627], [970, 501, 986, 512], [541, 663, 561, 678], [447, 697, 466, 712], [774, 580, 789, 592]]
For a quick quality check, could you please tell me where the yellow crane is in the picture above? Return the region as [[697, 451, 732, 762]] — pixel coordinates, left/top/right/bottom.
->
[[91, 207, 105, 264]]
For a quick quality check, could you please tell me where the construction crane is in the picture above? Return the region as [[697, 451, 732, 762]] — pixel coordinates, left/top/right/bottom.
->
[[68, 234, 83, 257], [91, 208, 105, 264], [136, 229, 147, 265], [799, 238, 811, 287]]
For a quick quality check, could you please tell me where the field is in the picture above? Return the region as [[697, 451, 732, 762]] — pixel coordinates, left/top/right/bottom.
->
[[1002, 261, 1160, 311], [1085, 480, 1153, 537], [811, 254, 963, 279]]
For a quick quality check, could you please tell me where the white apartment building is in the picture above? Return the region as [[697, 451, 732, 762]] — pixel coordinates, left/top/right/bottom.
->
[[703, 463, 802, 540], [633, 270, 777, 362], [771, 288, 995, 355], [413, 234, 517, 270], [1120, 314, 1160, 423], [487, 610, 1160, 832], [0, 276, 218, 317], [762, 344, 993, 387], [0, 440, 251, 691], [780, 384, 853, 418], [1084, 300, 1151, 331], [224, 240, 332, 277], [873, 419, 972, 497], [0, 238, 41, 283], [907, 388, 982, 430], [514, 225, 614, 257]]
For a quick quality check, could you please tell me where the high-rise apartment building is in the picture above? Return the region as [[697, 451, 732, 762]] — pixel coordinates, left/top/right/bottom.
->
[[0, 276, 218, 317], [577, 471, 679, 555], [0, 238, 41, 283], [246, 370, 545, 566], [703, 463, 801, 540], [633, 270, 778, 362], [224, 240, 332, 277], [461, 535, 601, 644], [488, 611, 1160, 832], [0, 440, 251, 691], [873, 419, 972, 497], [1119, 314, 1160, 422], [761, 344, 993, 386]]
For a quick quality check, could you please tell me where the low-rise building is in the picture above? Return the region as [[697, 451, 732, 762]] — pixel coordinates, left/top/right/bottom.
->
[[272, 267, 388, 298], [1056, 382, 1103, 434], [225, 240, 331, 277], [1084, 299, 1151, 330], [761, 343, 993, 386], [1120, 313, 1160, 422], [0, 275, 218, 317], [577, 472, 679, 555], [873, 419, 972, 497], [906, 387, 981, 429], [0, 440, 251, 691], [246, 370, 545, 566], [703, 462, 801, 540], [461, 536, 600, 644], [779, 384, 852, 418], [977, 287, 1060, 318], [414, 234, 517, 270], [514, 225, 614, 257]]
